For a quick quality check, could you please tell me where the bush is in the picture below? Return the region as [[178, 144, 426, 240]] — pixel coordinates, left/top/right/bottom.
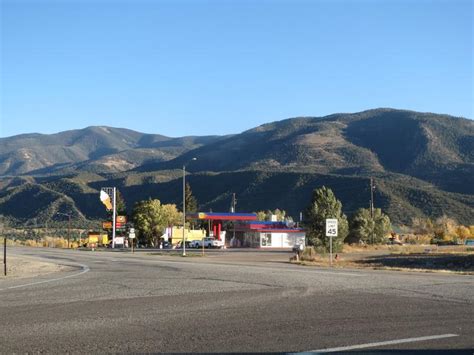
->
[[24, 239, 41, 247], [404, 234, 432, 245], [300, 246, 317, 261]]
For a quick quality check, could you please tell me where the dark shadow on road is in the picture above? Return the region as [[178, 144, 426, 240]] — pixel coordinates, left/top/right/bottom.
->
[[355, 253, 474, 272]]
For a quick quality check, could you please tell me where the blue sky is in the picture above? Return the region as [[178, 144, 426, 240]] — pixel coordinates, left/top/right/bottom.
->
[[1, 0, 472, 138]]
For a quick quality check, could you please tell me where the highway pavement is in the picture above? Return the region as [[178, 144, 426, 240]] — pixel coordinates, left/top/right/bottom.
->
[[0, 247, 473, 353]]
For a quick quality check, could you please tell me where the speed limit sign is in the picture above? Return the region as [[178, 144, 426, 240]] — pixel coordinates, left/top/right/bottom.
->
[[326, 219, 338, 237], [326, 218, 338, 267]]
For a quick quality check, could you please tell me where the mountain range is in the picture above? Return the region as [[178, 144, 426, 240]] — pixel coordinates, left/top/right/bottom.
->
[[1, 108, 473, 227]]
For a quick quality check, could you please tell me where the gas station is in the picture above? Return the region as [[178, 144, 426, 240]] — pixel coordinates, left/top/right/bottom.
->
[[186, 212, 305, 248]]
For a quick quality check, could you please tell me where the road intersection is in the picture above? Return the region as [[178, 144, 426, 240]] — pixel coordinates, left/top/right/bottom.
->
[[0, 247, 472, 353]]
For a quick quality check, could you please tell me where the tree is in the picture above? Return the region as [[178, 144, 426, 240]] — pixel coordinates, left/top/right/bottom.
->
[[455, 225, 470, 242], [255, 209, 288, 222], [132, 199, 182, 246], [256, 211, 267, 221], [115, 190, 127, 215], [303, 186, 348, 252], [411, 217, 434, 236], [433, 215, 457, 241], [349, 208, 391, 244], [183, 183, 198, 214]]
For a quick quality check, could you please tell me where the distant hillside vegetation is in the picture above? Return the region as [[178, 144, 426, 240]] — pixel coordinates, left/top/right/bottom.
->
[[0, 126, 223, 175], [0, 108, 472, 226]]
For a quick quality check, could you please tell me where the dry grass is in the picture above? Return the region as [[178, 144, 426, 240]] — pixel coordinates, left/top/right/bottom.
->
[[1, 237, 79, 249], [291, 243, 474, 274]]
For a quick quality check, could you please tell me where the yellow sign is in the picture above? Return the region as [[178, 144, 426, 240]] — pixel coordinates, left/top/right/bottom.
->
[[102, 221, 112, 229], [88, 236, 99, 244], [100, 190, 112, 210]]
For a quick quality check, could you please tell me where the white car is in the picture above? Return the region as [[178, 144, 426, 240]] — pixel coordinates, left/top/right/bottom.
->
[[190, 240, 201, 248], [195, 237, 224, 248]]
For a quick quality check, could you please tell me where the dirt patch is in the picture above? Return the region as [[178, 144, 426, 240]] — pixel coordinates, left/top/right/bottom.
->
[[0, 256, 66, 280]]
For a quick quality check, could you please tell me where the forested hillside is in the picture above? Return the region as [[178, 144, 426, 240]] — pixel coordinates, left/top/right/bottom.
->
[[1, 109, 472, 226]]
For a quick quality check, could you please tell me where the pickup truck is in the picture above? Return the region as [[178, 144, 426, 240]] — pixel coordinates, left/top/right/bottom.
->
[[193, 237, 224, 249]]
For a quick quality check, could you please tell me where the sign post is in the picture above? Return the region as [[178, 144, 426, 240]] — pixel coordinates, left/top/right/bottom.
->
[[100, 187, 117, 248], [129, 228, 135, 253], [326, 218, 338, 266]]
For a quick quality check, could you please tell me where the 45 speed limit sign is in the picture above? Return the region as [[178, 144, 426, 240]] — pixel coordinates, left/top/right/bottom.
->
[[325, 218, 338, 237]]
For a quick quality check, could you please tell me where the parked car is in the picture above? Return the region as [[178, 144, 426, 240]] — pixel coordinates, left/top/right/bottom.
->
[[190, 240, 201, 248], [194, 237, 224, 248]]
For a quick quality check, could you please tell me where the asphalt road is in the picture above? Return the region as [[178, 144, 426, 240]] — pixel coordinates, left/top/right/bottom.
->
[[0, 247, 473, 353]]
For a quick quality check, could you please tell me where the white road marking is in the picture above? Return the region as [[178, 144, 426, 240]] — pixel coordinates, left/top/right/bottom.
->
[[0, 263, 90, 291], [308, 334, 459, 353]]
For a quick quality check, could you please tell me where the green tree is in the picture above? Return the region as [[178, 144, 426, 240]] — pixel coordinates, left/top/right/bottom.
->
[[115, 190, 127, 215], [255, 209, 289, 222], [303, 186, 348, 252], [132, 199, 182, 246], [349, 208, 391, 244], [183, 183, 198, 213]]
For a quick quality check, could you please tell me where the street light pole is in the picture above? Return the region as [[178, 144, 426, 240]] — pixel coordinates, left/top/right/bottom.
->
[[182, 158, 197, 257]]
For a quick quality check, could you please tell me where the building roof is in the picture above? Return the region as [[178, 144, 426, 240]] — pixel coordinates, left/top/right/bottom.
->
[[186, 212, 257, 221]]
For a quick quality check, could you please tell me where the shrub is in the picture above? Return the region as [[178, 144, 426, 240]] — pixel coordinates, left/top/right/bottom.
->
[[404, 234, 432, 245], [300, 246, 317, 261]]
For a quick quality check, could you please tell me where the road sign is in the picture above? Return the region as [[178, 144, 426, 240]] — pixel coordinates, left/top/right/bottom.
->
[[326, 218, 338, 267], [326, 218, 338, 237], [129, 233, 136, 239]]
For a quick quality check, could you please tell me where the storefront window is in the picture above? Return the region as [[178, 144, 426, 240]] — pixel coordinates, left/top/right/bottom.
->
[[261, 233, 272, 247]]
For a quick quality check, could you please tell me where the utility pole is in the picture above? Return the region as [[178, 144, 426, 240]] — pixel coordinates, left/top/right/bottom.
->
[[370, 177, 375, 218], [2, 223, 6, 276], [230, 193, 237, 213], [67, 214, 71, 248], [231, 193, 237, 245], [3, 235, 6, 276]]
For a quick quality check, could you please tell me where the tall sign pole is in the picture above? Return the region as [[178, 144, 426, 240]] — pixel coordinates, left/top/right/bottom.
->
[[112, 187, 117, 249], [326, 218, 338, 266], [182, 165, 186, 256]]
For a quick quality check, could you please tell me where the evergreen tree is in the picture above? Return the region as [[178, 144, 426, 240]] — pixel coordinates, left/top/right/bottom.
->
[[183, 183, 198, 213], [304, 186, 348, 252], [349, 208, 391, 244]]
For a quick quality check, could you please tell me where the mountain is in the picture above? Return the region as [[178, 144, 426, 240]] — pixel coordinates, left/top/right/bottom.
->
[[1, 108, 473, 226], [0, 126, 224, 175], [139, 109, 473, 193]]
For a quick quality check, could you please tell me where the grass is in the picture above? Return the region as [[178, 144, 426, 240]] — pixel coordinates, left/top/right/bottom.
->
[[292, 244, 473, 274]]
